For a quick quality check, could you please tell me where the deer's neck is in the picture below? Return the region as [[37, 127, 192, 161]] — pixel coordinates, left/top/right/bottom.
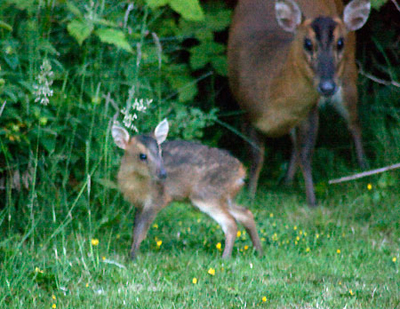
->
[[117, 169, 152, 207]]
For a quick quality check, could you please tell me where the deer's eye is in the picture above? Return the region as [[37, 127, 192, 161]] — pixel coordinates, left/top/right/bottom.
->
[[304, 38, 313, 52], [139, 153, 147, 161], [337, 38, 344, 51]]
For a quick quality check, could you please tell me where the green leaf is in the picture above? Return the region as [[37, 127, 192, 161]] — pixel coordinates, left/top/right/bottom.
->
[[205, 9, 232, 32], [145, 0, 169, 8], [194, 29, 213, 42], [67, 20, 93, 45], [190, 48, 209, 70], [189, 42, 225, 70], [66, 2, 83, 19], [172, 75, 198, 102], [38, 39, 59, 55], [95, 28, 133, 53], [211, 56, 227, 76], [6, 0, 35, 13], [41, 136, 56, 153], [169, 0, 204, 21], [0, 20, 13, 31], [93, 18, 118, 28], [370, 0, 389, 10], [166, 65, 198, 102]]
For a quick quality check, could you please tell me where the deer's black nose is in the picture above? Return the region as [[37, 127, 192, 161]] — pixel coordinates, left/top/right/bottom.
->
[[318, 80, 337, 97]]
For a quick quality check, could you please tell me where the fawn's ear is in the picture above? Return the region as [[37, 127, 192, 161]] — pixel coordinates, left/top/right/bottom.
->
[[343, 0, 370, 31], [154, 119, 169, 145], [112, 124, 130, 149]]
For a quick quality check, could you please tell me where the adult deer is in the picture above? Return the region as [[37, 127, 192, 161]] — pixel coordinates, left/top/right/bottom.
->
[[228, 0, 370, 206]]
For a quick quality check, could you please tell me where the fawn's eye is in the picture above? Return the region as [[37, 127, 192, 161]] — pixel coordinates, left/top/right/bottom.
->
[[337, 38, 344, 51], [139, 153, 147, 161], [304, 38, 313, 52]]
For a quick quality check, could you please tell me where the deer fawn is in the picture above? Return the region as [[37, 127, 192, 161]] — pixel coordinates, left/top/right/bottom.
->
[[112, 119, 264, 259], [228, 0, 370, 206]]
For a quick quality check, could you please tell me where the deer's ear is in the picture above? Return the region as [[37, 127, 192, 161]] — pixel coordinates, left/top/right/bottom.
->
[[112, 124, 130, 149], [343, 0, 370, 31], [154, 119, 169, 145], [275, 0, 302, 33]]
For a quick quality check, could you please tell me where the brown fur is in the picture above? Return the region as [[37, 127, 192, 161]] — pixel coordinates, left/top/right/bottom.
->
[[117, 136, 263, 259], [228, 0, 369, 206]]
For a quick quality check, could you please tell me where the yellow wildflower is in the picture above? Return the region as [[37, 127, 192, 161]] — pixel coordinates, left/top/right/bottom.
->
[[86, 283, 89, 288], [349, 289, 354, 296], [52, 295, 56, 300], [216, 243, 222, 251], [208, 268, 215, 276], [91, 239, 99, 246], [102, 256, 106, 261], [262, 296, 267, 302], [156, 240, 162, 247], [367, 183, 372, 190], [306, 247, 310, 252], [34, 267, 43, 274], [237, 230, 242, 237], [192, 278, 198, 284], [244, 245, 249, 250], [269, 213, 274, 218], [153, 223, 159, 229], [294, 226, 297, 230], [52, 304, 56, 309], [393, 257, 397, 262], [337, 249, 341, 254]]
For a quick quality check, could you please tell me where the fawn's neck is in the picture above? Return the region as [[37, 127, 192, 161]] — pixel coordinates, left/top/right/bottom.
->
[[117, 169, 152, 207]]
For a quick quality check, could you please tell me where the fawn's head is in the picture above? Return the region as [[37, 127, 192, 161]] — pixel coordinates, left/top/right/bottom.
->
[[112, 119, 169, 180], [275, 0, 370, 97]]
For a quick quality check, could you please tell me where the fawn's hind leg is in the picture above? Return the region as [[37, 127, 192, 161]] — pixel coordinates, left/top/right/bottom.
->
[[191, 199, 237, 258], [228, 201, 264, 256]]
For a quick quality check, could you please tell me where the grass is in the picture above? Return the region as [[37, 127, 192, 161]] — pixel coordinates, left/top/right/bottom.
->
[[1, 178, 399, 308]]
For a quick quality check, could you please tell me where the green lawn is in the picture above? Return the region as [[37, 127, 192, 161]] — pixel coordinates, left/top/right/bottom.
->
[[1, 180, 399, 308]]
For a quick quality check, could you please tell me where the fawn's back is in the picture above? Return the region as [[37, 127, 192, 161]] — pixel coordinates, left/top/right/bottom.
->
[[161, 140, 246, 201]]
